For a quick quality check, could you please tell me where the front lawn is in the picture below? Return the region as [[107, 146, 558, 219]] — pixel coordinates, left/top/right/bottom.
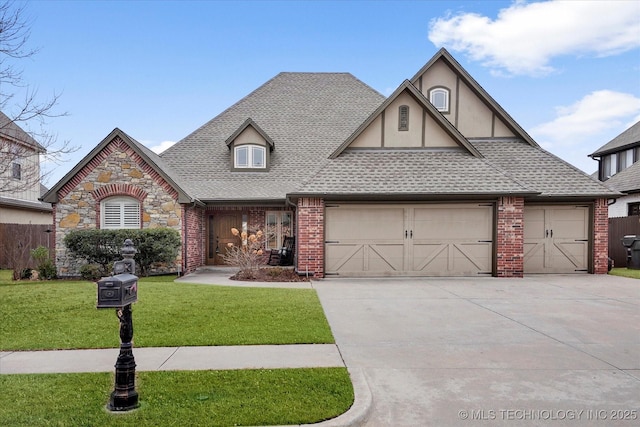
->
[[0, 368, 353, 426], [609, 267, 640, 279], [0, 274, 334, 350]]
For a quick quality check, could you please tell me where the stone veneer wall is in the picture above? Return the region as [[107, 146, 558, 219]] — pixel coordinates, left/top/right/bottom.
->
[[54, 136, 183, 277], [496, 196, 524, 278]]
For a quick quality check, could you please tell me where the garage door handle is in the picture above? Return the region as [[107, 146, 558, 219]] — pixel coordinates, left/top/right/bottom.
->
[[410, 230, 413, 238], [550, 230, 553, 238], [405, 230, 408, 238]]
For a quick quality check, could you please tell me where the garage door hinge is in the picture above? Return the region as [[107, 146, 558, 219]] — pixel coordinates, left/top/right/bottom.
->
[[325, 240, 340, 244], [575, 239, 589, 242], [325, 204, 340, 208], [478, 240, 493, 243], [575, 269, 588, 272]]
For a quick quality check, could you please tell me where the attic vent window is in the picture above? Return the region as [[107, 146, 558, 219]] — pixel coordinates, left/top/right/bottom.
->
[[398, 105, 409, 131], [429, 87, 450, 113], [235, 145, 266, 169], [11, 162, 21, 180]]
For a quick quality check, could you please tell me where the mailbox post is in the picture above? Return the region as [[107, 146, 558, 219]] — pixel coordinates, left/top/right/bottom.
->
[[96, 239, 139, 412]]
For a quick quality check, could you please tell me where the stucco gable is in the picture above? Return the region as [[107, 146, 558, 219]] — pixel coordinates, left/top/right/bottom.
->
[[411, 48, 538, 146], [41, 128, 193, 204], [225, 118, 275, 150], [330, 80, 482, 158]]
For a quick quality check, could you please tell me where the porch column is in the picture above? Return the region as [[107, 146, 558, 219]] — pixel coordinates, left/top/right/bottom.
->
[[496, 196, 524, 278], [296, 197, 325, 278], [593, 198, 609, 274]]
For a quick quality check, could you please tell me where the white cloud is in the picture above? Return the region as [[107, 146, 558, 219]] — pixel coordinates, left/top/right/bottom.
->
[[429, 0, 640, 76], [145, 140, 177, 154], [530, 90, 640, 172], [532, 90, 640, 144]]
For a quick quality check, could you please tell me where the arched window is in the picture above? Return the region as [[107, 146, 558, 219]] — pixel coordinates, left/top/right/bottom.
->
[[398, 105, 409, 131], [429, 87, 450, 113], [234, 145, 266, 169], [101, 196, 140, 229]]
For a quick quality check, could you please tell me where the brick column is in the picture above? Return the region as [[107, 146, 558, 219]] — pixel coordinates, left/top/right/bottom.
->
[[593, 198, 609, 274], [496, 196, 524, 278], [296, 197, 324, 278]]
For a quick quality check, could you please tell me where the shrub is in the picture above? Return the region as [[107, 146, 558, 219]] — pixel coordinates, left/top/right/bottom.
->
[[221, 228, 265, 279], [30, 245, 57, 280], [64, 228, 181, 276], [79, 263, 106, 281]]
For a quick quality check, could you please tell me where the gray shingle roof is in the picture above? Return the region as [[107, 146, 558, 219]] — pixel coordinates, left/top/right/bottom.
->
[[471, 140, 620, 198], [591, 120, 640, 157], [0, 111, 44, 152], [293, 149, 535, 197], [160, 72, 385, 201], [603, 160, 640, 193]]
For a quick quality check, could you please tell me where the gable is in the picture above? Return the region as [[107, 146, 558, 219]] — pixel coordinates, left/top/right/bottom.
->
[[411, 49, 536, 145], [333, 82, 480, 157]]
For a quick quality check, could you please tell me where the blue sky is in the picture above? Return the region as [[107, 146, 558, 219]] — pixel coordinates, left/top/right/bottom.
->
[[10, 0, 640, 185]]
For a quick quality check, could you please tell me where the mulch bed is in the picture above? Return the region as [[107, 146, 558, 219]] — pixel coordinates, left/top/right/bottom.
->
[[229, 267, 310, 282]]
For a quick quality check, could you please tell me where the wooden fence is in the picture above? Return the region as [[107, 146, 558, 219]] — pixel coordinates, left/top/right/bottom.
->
[[609, 216, 640, 268], [0, 223, 53, 270]]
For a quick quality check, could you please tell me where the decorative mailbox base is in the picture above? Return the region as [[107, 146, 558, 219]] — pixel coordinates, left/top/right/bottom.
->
[[107, 304, 139, 412]]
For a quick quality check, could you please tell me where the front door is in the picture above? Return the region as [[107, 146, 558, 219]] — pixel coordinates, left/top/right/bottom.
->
[[206, 211, 244, 265]]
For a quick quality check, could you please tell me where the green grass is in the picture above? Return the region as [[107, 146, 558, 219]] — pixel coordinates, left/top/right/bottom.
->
[[0, 368, 354, 426], [609, 267, 640, 279], [0, 274, 334, 350]]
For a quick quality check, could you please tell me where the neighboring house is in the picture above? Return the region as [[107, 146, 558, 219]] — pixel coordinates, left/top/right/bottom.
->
[[42, 49, 618, 278], [0, 112, 52, 225], [589, 121, 640, 217]]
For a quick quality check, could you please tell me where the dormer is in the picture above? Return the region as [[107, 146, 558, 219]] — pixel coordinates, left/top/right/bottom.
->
[[225, 119, 275, 171]]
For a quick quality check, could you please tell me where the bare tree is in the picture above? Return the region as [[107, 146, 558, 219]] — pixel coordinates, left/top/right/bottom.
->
[[0, 0, 75, 195]]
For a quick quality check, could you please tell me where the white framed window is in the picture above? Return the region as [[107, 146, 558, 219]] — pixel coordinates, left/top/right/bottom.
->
[[603, 154, 617, 178], [101, 196, 140, 229], [265, 211, 292, 250], [234, 145, 266, 169], [619, 149, 634, 171], [429, 87, 450, 113], [11, 162, 21, 180]]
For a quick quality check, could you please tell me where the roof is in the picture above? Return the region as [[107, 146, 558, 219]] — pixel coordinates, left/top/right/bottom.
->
[[590, 121, 640, 157], [160, 72, 385, 201], [0, 111, 45, 152], [471, 139, 620, 198], [292, 139, 619, 199], [0, 196, 52, 212], [41, 128, 193, 204], [603, 160, 640, 193], [292, 149, 535, 198]]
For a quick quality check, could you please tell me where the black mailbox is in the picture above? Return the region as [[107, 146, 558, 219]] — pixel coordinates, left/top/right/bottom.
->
[[97, 273, 138, 308]]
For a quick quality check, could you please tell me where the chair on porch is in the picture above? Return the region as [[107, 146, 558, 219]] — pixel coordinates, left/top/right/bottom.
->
[[267, 236, 295, 266]]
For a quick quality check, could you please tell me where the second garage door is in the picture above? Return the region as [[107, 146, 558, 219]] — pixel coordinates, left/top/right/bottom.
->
[[325, 203, 493, 276]]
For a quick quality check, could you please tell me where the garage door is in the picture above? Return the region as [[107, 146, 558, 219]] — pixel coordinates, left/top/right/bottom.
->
[[325, 204, 493, 276], [524, 205, 589, 273]]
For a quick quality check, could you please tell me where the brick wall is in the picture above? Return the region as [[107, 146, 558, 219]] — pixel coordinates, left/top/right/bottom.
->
[[183, 205, 204, 274], [496, 196, 524, 278], [593, 198, 609, 274], [296, 197, 324, 278]]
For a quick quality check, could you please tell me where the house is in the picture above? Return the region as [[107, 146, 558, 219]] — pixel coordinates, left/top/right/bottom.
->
[[0, 112, 52, 225], [589, 120, 640, 218], [0, 112, 53, 269], [42, 49, 618, 278]]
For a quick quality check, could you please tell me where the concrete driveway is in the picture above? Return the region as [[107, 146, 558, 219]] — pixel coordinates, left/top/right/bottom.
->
[[313, 275, 639, 426]]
